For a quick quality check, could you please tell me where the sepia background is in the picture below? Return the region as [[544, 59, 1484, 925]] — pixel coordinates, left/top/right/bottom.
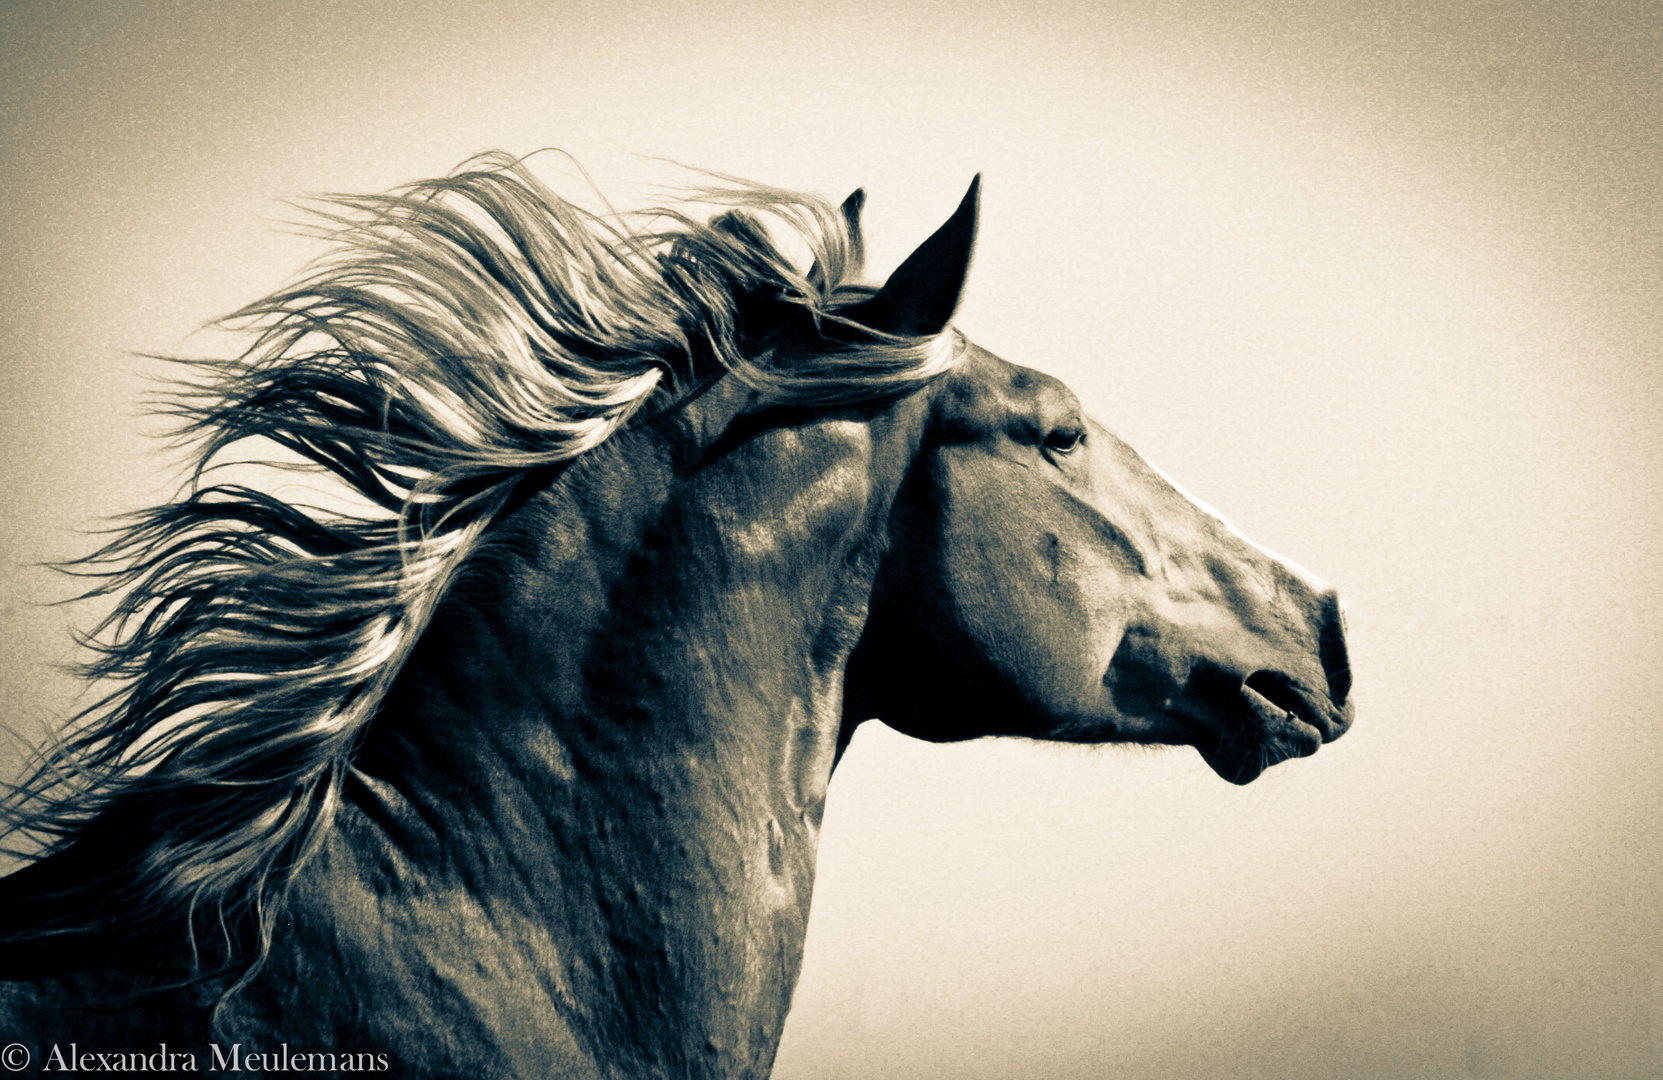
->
[[2, 1, 1658, 1076]]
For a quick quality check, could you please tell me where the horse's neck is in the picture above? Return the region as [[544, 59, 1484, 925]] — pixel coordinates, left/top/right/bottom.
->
[[299, 393, 922, 1075]]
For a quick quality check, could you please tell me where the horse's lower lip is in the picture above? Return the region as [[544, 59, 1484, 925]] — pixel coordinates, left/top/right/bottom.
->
[[1179, 672, 1326, 785]]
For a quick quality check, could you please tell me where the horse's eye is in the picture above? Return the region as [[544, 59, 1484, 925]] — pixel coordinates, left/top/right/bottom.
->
[[1044, 428, 1085, 455]]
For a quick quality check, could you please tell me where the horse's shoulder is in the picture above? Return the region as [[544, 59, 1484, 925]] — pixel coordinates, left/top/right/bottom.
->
[[228, 774, 598, 1076], [0, 965, 220, 1058]]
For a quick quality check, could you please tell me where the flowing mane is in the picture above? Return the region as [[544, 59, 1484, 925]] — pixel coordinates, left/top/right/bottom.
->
[[0, 152, 960, 958]]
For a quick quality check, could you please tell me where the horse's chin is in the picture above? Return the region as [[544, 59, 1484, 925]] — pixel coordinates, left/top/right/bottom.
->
[[1195, 673, 1330, 786]]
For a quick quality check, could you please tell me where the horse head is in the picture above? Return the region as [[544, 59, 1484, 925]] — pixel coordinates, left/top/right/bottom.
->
[[842, 180, 1354, 784]]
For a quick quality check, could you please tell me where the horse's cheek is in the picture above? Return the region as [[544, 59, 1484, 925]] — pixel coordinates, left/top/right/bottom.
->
[[938, 466, 1108, 709], [1103, 623, 1190, 721]]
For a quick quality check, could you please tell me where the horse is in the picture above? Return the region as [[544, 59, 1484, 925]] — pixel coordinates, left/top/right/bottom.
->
[[0, 154, 1353, 1078]]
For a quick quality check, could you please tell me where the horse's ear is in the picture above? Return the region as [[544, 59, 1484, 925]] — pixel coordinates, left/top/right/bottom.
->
[[809, 188, 867, 292], [841, 175, 980, 337], [840, 188, 867, 275]]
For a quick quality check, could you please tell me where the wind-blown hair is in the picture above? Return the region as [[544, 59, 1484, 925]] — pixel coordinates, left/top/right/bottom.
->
[[0, 152, 961, 963]]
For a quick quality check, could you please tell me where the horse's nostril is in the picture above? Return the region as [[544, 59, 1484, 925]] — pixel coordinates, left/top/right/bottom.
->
[[1242, 670, 1311, 722], [1243, 669, 1342, 742], [1318, 591, 1351, 707]]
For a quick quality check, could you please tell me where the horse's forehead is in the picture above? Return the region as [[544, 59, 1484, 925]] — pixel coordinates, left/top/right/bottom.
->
[[936, 343, 1079, 434]]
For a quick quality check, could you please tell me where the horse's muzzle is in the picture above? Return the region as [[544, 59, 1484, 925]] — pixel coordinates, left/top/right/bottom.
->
[[1196, 588, 1355, 784]]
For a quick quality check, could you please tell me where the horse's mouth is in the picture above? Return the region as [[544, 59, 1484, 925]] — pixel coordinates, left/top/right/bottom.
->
[[1189, 670, 1338, 786]]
